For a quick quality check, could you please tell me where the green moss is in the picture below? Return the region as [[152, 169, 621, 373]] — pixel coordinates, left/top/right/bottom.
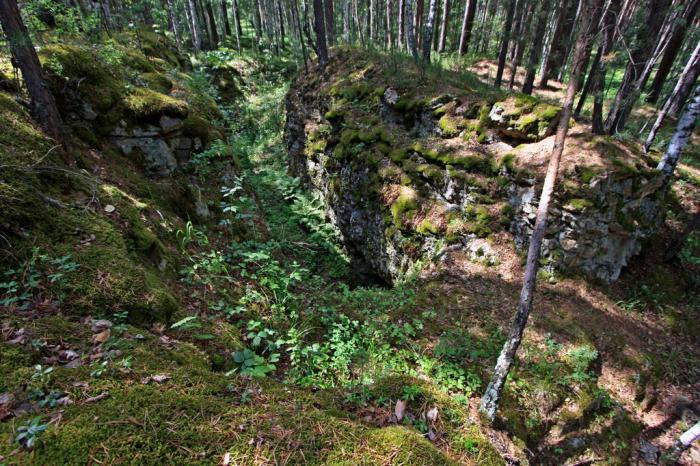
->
[[534, 103, 561, 120], [390, 187, 419, 229], [324, 109, 345, 120], [142, 72, 173, 93], [579, 167, 598, 183], [417, 219, 440, 235], [181, 115, 213, 143], [438, 115, 463, 137], [340, 129, 360, 145], [124, 88, 188, 120], [564, 198, 594, 212]]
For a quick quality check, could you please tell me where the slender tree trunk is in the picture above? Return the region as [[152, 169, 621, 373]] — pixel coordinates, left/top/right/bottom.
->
[[522, 0, 551, 94], [166, 0, 182, 49], [415, 0, 424, 50], [508, 0, 533, 89], [604, 0, 672, 134], [539, 0, 572, 88], [405, 0, 419, 60], [205, 0, 220, 46], [557, 0, 584, 82], [386, 0, 393, 48], [291, 0, 309, 71], [0, 0, 67, 155], [646, 0, 700, 104], [184, 0, 201, 52], [233, 0, 242, 45], [221, 0, 232, 37], [494, 0, 516, 87], [656, 83, 700, 179], [645, 41, 700, 151], [480, 0, 600, 422], [437, 0, 450, 52], [668, 42, 700, 116], [458, 0, 477, 56], [325, 0, 335, 44], [313, 0, 329, 70], [421, 0, 438, 62], [591, 0, 621, 134]]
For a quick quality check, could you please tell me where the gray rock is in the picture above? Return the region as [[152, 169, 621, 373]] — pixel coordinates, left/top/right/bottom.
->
[[160, 115, 183, 133]]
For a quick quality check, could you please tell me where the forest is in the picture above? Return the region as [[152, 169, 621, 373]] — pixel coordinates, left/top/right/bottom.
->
[[0, 0, 699, 464]]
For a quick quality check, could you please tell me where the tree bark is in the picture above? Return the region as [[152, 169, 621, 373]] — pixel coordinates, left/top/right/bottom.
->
[[458, 0, 477, 56], [646, 0, 700, 104], [0, 0, 67, 154], [507, 0, 533, 89], [165, 0, 182, 49], [313, 0, 329, 70], [645, 41, 700, 151], [185, 0, 202, 52], [604, 0, 672, 134], [324, 0, 335, 44], [221, 0, 232, 37], [522, 0, 551, 94], [405, 0, 419, 60], [398, 0, 405, 48], [662, 420, 700, 464], [494, 0, 516, 87], [656, 83, 700, 180], [422, 0, 438, 62], [479, 0, 600, 422], [539, 0, 572, 88], [386, 0, 394, 48], [591, 0, 621, 134], [437, 0, 450, 52]]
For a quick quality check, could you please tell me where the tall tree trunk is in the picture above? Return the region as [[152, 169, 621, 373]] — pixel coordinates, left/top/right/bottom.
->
[[522, 0, 551, 94], [508, 0, 533, 89], [386, 0, 393, 48], [656, 83, 700, 180], [232, 0, 241, 49], [437, 0, 449, 52], [313, 0, 329, 70], [414, 0, 424, 50], [291, 0, 309, 71], [604, 0, 673, 134], [166, 0, 182, 49], [539, 0, 573, 88], [221, 0, 232, 37], [204, 0, 220, 46], [405, 0, 419, 60], [458, 0, 477, 56], [422, 0, 438, 62], [398, 0, 405, 48], [591, 0, 621, 134], [557, 0, 584, 82], [646, 0, 700, 104], [185, 0, 202, 52], [494, 0, 516, 87], [325, 0, 335, 44], [0, 0, 67, 154], [645, 41, 700, 151], [480, 0, 600, 422]]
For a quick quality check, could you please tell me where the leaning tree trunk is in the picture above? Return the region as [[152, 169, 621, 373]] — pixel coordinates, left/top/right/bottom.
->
[[458, 0, 477, 56], [644, 40, 700, 151], [656, 83, 700, 180], [646, 0, 700, 104], [522, 0, 551, 94], [663, 421, 700, 464], [604, 0, 672, 135], [405, 0, 419, 61], [0, 0, 67, 155], [313, 0, 329, 70], [539, 0, 571, 88], [480, 0, 600, 422], [437, 0, 450, 52], [422, 0, 438, 62], [494, 0, 516, 87]]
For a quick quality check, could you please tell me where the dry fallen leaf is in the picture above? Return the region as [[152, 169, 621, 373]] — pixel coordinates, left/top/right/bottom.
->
[[394, 400, 407, 422], [426, 406, 438, 423], [92, 329, 110, 344], [220, 452, 231, 466]]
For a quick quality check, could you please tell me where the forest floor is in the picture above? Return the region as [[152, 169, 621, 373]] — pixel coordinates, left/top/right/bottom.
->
[[1, 41, 699, 465]]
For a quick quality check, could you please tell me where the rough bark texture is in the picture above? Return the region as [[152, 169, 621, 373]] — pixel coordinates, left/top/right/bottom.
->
[[313, 0, 329, 70], [522, 0, 551, 94], [405, 0, 419, 60], [539, 0, 573, 88], [494, 0, 516, 87], [325, 0, 335, 44], [645, 41, 700, 151], [0, 0, 67, 152], [480, 0, 599, 421], [422, 0, 439, 62], [604, 0, 672, 134], [437, 0, 450, 52], [656, 84, 700, 180], [458, 0, 477, 56], [646, 0, 700, 104], [591, 0, 621, 134]]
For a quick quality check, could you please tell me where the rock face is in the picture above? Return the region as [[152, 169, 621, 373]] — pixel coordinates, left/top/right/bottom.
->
[[285, 53, 665, 284]]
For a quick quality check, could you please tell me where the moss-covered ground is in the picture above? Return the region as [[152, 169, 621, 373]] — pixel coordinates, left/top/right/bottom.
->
[[1, 39, 699, 466]]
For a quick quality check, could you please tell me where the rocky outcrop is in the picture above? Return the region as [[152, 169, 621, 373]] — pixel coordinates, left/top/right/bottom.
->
[[285, 52, 665, 284]]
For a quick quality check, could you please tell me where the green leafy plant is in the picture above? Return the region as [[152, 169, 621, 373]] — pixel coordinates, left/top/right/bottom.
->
[[16, 417, 49, 449]]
